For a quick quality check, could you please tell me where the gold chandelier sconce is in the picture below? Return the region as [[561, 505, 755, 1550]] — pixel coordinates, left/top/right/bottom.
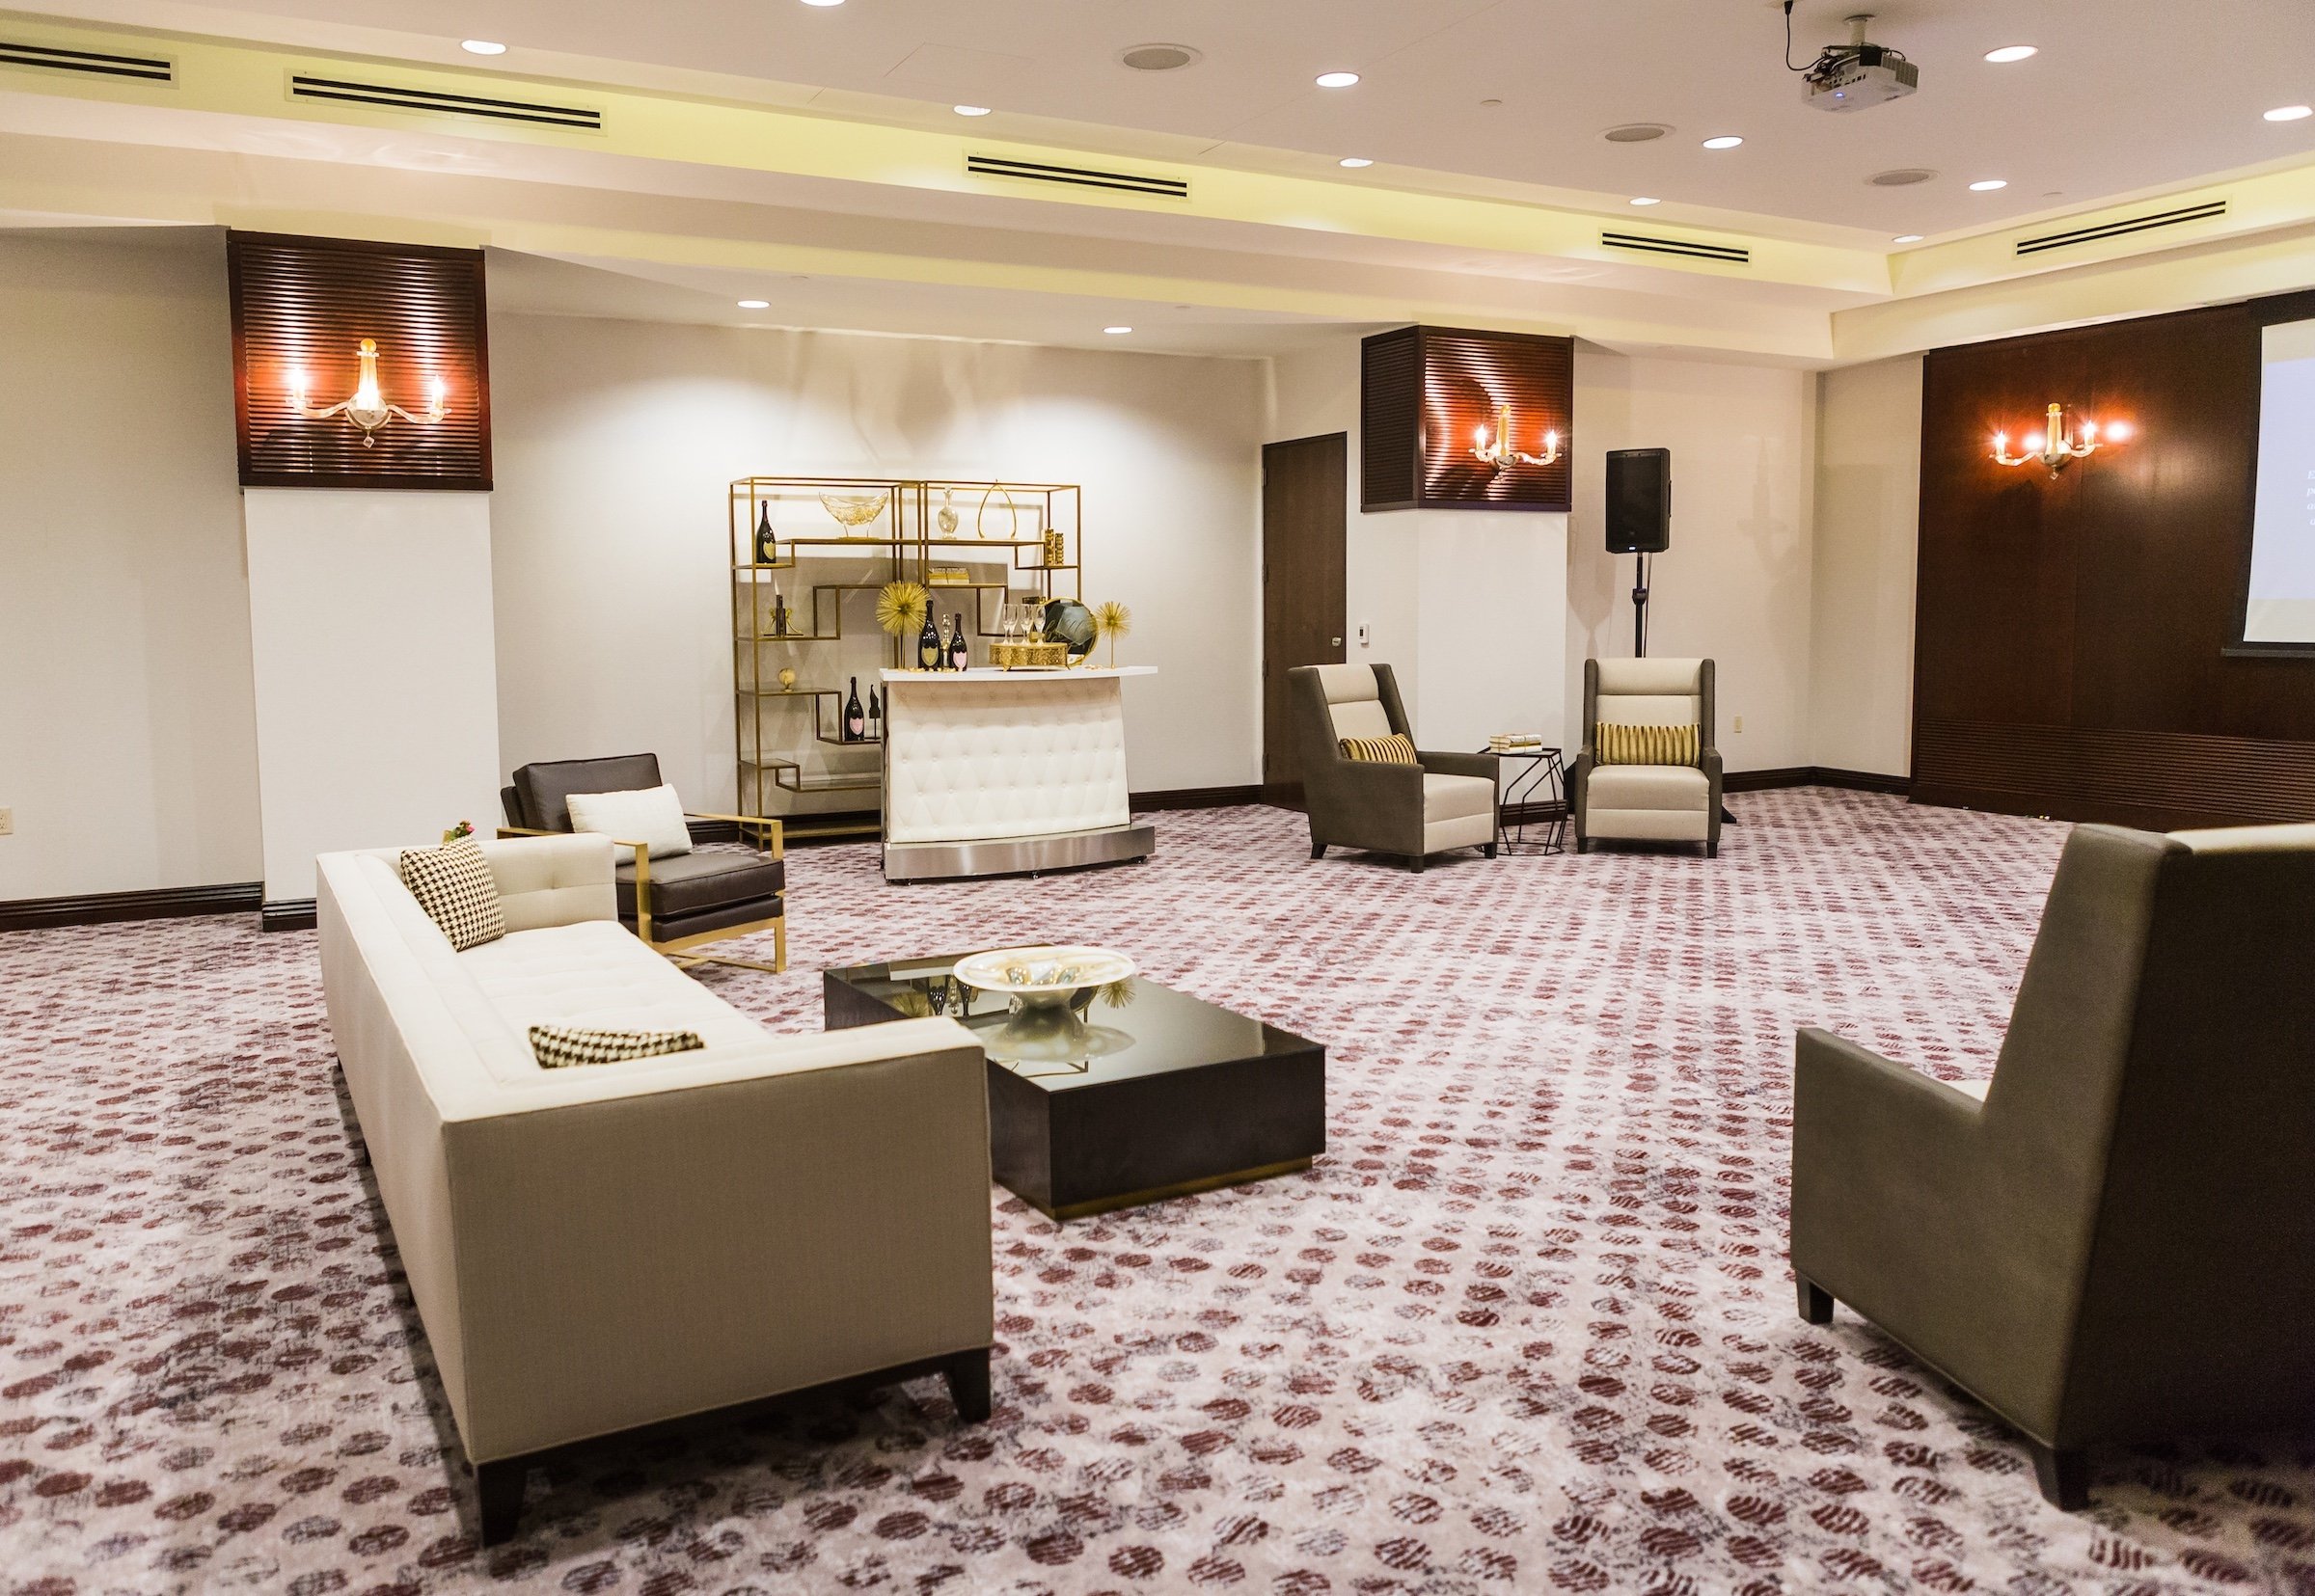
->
[[1992, 402, 2132, 477], [287, 338, 449, 446], [1473, 402, 1562, 472]]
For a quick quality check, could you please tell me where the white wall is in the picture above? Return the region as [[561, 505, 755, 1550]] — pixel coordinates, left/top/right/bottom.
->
[[487, 315, 1265, 813], [1566, 349, 1816, 773], [1810, 356, 1921, 777], [0, 228, 261, 902], [1267, 341, 1569, 757], [243, 490, 503, 903]]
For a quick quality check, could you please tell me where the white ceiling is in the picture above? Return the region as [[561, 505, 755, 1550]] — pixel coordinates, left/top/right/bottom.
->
[[28, 0, 2315, 237]]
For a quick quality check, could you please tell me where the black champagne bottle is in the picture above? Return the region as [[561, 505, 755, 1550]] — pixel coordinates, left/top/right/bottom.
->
[[867, 685, 882, 737], [843, 677, 865, 742], [752, 502, 776, 565], [949, 612, 970, 670], [916, 606, 942, 669]]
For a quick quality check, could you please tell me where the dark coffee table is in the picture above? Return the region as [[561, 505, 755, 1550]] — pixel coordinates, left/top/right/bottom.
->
[[825, 952, 1325, 1221]]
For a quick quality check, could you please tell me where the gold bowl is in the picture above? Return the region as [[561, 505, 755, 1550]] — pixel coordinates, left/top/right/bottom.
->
[[819, 491, 889, 535]]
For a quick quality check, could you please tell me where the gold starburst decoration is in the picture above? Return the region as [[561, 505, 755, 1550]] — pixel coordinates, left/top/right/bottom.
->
[[1092, 600, 1132, 667], [877, 581, 930, 637]]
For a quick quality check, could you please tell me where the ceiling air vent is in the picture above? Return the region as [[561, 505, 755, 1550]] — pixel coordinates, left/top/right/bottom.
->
[[2014, 200, 2227, 257], [288, 73, 602, 130], [966, 153, 1188, 200], [1600, 230, 1751, 266], [0, 39, 172, 83]]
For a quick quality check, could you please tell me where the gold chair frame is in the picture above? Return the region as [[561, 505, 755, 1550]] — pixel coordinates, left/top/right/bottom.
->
[[499, 811, 787, 974]]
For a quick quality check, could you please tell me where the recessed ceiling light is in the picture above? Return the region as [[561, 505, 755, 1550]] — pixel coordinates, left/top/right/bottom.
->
[[952, 105, 991, 117], [1893, 233, 1924, 243], [1604, 122, 1671, 143], [1339, 156, 1374, 168], [2267, 104, 2314, 122], [1629, 196, 1661, 206], [737, 299, 770, 310], [1315, 70, 1360, 89], [1479, 97, 1504, 109], [1983, 44, 2037, 63], [1103, 326, 1132, 335], [1969, 178, 2008, 191], [459, 39, 505, 55], [1702, 135, 1744, 149], [799, 0, 844, 7]]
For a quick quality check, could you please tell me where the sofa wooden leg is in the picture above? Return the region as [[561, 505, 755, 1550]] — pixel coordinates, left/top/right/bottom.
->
[[1310, 840, 1326, 860], [943, 1348, 993, 1423], [476, 1458, 528, 1546], [1483, 842, 1498, 858], [1797, 1275, 1834, 1325], [2029, 1442, 2089, 1510], [1409, 855, 1426, 874], [1706, 841, 1720, 859]]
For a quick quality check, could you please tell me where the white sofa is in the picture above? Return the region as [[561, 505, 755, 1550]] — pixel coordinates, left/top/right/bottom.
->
[[316, 833, 993, 1544]]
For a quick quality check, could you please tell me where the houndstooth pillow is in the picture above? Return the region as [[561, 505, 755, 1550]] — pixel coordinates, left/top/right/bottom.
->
[[396, 838, 505, 951], [529, 1024, 705, 1069]]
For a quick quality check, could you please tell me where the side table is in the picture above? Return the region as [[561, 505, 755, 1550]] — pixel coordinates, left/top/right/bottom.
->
[[1479, 746, 1567, 855]]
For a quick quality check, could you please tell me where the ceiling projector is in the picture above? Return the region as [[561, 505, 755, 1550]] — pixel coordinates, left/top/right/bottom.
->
[[1798, 12, 1919, 112]]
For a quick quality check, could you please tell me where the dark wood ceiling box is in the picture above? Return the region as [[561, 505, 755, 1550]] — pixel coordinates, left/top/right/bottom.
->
[[1360, 325, 1573, 513], [1913, 287, 2315, 829], [228, 230, 492, 491]]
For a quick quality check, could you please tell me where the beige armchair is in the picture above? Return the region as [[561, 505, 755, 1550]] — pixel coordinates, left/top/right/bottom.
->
[[1570, 657, 1721, 856], [1289, 663, 1498, 872], [1792, 822, 2315, 1509]]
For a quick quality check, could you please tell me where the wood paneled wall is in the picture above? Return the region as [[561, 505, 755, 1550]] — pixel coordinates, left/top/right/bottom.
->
[[1361, 325, 1573, 512], [1913, 289, 2315, 828]]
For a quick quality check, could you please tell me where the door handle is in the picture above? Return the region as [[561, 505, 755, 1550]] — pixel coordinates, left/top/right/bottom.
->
[[1330, 636, 1344, 647]]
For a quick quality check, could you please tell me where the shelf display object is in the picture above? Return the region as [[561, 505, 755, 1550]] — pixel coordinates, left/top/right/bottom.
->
[[730, 476, 1085, 839]]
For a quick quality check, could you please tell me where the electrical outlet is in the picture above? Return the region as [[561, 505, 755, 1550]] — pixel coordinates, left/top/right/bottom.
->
[[1733, 716, 1744, 734], [0, 807, 13, 835]]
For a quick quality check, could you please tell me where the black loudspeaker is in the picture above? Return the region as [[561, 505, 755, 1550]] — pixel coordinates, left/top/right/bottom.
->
[[1605, 448, 1672, 554]]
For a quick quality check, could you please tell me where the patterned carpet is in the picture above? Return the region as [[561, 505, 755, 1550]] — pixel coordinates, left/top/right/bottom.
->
[[3, 791, 2311, 1595]]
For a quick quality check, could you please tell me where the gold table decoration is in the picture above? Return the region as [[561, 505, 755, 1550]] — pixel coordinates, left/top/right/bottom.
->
[[992, 640, 1070, 669]]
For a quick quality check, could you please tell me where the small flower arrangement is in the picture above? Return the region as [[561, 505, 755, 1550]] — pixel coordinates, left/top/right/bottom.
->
[[443, 820, 476, 844]]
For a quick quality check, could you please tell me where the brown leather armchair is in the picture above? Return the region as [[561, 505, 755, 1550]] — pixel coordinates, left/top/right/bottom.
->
[[501, 754, 786, 973], [1792, 822, 2315, 1509], [1289, 663, 1499, 872]]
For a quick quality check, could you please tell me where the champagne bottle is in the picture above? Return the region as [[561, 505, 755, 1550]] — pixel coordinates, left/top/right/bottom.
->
[[949, 611, 970, 671], [867, 685, 882, 736], [753, 502, 776, 565], [916, 605, 942, 670], [770, 588, 789, 637], [844, 676, 865, 742]]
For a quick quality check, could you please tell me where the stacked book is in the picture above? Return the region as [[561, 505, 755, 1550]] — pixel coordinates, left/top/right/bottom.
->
[[1489, 733, 1548, 753]]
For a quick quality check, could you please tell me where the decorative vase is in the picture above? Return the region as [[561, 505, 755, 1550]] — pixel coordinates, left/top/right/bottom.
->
[[938, 489, 959, 537], [777, 667, 797, 692]]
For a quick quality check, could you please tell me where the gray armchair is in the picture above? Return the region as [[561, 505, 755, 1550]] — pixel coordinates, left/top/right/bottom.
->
[[501, 753, 786, 973], [1570, 657, 1722, 856], [1289, 663, 1498, 872], [1792, 822, 2315, 1509]]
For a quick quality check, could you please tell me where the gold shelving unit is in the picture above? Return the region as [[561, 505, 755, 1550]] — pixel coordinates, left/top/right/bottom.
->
[[730, 476, 1085, 839]]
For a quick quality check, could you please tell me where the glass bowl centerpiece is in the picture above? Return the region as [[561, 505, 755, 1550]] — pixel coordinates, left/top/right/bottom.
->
[[954, 945, 1138, 1067], [819, 491, 889, 538]]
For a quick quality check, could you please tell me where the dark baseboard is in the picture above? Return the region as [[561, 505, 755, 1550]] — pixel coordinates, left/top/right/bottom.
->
[[1725, 766, 1911, 797], [261, 898, 318, 933], [1133, 784, 1266, 811], [0, 880, 262, 933]]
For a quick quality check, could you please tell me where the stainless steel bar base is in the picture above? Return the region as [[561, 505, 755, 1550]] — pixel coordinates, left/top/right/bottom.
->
[[882, 822, 1157, 882]]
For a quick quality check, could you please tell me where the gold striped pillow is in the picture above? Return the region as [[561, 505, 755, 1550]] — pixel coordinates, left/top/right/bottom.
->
[[1339, 733, 1419, 766], [1596, 721, 1699, 766]]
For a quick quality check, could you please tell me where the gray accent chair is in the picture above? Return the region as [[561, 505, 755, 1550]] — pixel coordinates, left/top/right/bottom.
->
[[1289, 663, 1499, 871], [1570, 657, 1722, 856], [502, 753, 786, 972], [1792, 822, 2315, 1510]]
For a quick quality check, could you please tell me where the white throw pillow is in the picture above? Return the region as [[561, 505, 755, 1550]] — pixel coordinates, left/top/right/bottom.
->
[[564, 784, 694, 859]]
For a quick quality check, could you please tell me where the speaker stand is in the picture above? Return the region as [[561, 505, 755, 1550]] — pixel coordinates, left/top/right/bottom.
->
[[1631, 553, 1652, 658]]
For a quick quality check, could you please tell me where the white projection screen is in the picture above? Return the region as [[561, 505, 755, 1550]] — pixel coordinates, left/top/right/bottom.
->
[[2243, 316, 2315, 647]]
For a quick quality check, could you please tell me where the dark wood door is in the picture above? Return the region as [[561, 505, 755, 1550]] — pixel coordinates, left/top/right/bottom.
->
[[1262, 433, 1348, 804]]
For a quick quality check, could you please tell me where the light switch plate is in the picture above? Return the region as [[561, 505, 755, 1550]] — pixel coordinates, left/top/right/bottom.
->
[[1733, 716, 1744, 734], [0, 807, 13, 834]]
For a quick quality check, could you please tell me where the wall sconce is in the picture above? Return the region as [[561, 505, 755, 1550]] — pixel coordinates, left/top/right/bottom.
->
[[1992, 403, 2131, 476], [1473, 402, 1562, 472], [288, 338, 448, 446]]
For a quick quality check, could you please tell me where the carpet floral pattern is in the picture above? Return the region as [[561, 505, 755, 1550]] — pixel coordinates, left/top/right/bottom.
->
[[3, 791, 2311, 1595]]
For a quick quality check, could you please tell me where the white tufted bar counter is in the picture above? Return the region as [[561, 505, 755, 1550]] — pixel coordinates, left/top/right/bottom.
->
[[878, 666, 1158, 881]]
